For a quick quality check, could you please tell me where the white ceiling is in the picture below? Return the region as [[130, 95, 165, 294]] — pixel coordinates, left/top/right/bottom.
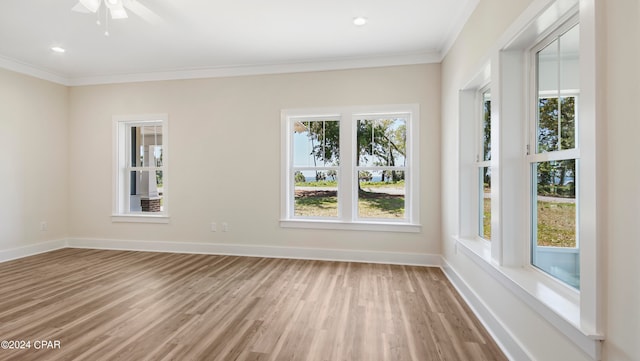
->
[[0, 0, 479, 85]]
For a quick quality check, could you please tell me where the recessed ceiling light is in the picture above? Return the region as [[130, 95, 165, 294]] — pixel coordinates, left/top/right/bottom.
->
[[353, 17, 367, 26], [51, 46, 66, 53]]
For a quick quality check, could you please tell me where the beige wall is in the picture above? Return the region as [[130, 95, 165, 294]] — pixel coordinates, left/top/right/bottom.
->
[[0, 68, 69, 249], [68, 64, 441, 255], [442, 0, 639, 360]]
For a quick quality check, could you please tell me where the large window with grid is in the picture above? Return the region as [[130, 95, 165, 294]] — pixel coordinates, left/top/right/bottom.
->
[[281, 105, 420, 232]]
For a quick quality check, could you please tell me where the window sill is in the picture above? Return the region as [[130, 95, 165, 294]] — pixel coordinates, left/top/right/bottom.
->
[[111, 214, 170, 224], [280, 219, 421, 233], [454, 237, 603, 359]]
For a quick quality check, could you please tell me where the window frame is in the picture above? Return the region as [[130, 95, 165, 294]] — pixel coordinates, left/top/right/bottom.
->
[[455, 0, 603, 357], [527, 20, 581, 288], [112, 114, 169, 223], [280, 105, 420, 233]]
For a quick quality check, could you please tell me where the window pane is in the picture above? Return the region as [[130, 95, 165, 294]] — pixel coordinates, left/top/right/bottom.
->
[[294, 170, 338, 217], [479, 167, 491, 240], [129, 170, 164, 213], [357, 170, 405, 219], [559, 25, 579, 150], [130, 125, 163, 167], [482, 91, 491, 161], [357, 118, 406, 167], [292, 120, 339, 167], [537, 24, 579, 153], [532, 160, 579, 288]]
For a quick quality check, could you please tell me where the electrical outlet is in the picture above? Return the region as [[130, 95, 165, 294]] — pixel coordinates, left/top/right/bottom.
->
[[222, 222, 228, 232], [211, 222, 217, 232], [40, 221, 48, 231]]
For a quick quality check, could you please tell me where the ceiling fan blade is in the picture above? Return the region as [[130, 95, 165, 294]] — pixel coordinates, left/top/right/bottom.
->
[[78, 0, 101, 13], [109, 5, 128, 19], [123, 0, 162, 24], [71, 2, 91, 13]]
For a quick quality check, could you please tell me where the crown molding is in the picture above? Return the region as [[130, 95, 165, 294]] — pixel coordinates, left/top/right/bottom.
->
[[0, 51, 441, 87], [439, 0, 481, 60], [0, 55, 70, 85], [68, 51, 441, 86]]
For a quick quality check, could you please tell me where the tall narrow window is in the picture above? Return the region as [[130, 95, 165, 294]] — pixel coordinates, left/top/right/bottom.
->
[[530, 23, 579, 288], [114, 115, 168, 221], [478, 89, 491, 240], [291, 117, 340, 218], [356, 116, 407, 220]]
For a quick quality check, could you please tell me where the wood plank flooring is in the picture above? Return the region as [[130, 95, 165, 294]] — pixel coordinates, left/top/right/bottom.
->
[[0, 249, 506, 361]]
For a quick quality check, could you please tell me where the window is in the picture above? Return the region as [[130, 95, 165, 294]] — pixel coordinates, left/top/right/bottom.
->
[[292, 117, 340, 218], [478, 88, 491, 241], [113, 114, 168, 222], [356, 116, 408, 220], [281, 105, 419, 232], [529, 22, 580, 288], [456, 1, 602, 355]]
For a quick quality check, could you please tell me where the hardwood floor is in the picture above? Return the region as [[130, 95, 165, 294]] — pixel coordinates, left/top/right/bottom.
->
[[0, 249, 506, 361]]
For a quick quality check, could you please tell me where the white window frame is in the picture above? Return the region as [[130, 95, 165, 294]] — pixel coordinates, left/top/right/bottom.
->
[[280, 105, 420, 233], [529, 23, 581, 287], [112, 114, 169, 223], [455, 0, 603, 359]]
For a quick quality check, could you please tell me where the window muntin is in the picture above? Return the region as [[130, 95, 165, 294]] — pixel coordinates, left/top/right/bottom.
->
[[530, 23, 580, 288], [114, 116, 168, 218]]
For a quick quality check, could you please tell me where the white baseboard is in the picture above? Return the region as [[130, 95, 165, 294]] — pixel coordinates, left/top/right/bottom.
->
[[0, 239, 68, 263], [441, 259, 532, 361], [66, 238, 442, 267]]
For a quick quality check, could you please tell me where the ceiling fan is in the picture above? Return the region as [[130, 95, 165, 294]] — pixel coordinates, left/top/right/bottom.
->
[[72, 0, 161, 24]]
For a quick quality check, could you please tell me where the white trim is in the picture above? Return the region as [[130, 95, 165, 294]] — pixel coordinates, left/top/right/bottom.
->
[[280, 219, 421, 233], [441, 259, 533, 361], [439, 0, 482, 61], [65, 238, 440, 267], [0, 51, 440, 87], [0, 239, 67, 264], [455, 237, 603, 360], [111, 215, 170, 224], [0, 54, 69, 85]]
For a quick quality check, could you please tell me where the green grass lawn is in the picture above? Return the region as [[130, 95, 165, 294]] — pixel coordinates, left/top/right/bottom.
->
[[294, 186, 404, 219], [294, 190, 338, 217], [295, 186, 575, 246], [483, 198, 491, 240], [484, 199, 575, 247], [537, 200, 576, 247]]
